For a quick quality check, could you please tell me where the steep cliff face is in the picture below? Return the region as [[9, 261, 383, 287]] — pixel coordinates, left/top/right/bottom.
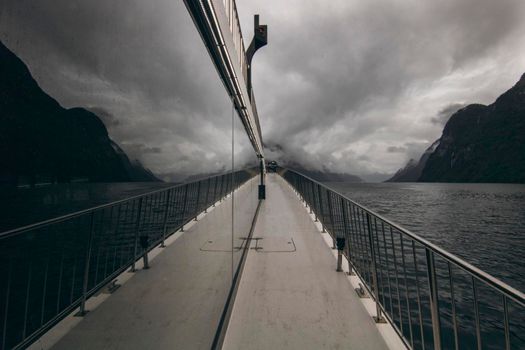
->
[[0, 41, 159, 185], [419, 73, 525, 183]]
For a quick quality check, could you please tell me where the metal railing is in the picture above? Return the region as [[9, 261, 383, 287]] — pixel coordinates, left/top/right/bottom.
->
[[0, 169, 257, 350], [279, 168, 525, 350]]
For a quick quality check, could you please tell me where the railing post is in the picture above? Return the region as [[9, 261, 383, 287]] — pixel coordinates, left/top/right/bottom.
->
[[317, 184, 326, 232], [160, 189, 172, 248], [75, 211, 95, 316], [194, 181, 201, 221], [340, 197, 354, 276], [366, 212, 385, 323], [22, 262, 33, 338], [326, 191, 336, 249], [336, 238, 345, 272], [130, 197, 144, 272], [204, 177, 211, 213], [472, 277, 482, 350], [219, 175, 225, 202], [426, 249, 442, 349], [218, 176, 222, 203], [503, 296, 510, 350], [309, 182, 314, 214], [224, 173, 229, 197], [311, 182, 318, 220], [303, 179, 308, 208], [213, 176, 218, 207], [180, 185, 189, 232], [258, 157, 266, 200], [297, 178, 305, 203], [140, 235, 150, 269], [40, 256, 50, 326]]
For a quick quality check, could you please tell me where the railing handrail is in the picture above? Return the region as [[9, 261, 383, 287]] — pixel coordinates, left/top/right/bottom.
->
[[2, 167, 258, 350], [0, 170, 250, 240], [280, 167, 525, 307]]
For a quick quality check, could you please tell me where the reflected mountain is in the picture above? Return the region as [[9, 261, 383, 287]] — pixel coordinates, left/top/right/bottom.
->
[[0, 41, 159, 187]]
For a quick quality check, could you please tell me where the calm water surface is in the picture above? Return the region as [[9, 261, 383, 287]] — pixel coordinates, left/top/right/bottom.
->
[[325, 182, 525, 292]]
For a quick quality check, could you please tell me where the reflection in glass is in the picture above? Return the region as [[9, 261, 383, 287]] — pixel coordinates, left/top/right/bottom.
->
[[0, 0, 261, 348]]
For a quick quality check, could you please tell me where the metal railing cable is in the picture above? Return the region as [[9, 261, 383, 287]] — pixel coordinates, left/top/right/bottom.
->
[[278, 167, 524, 350], [0, 168, 257, 350]]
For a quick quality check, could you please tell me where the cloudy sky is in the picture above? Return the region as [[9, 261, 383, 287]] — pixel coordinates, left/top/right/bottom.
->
[[1, 0, 253, 181], [238, 0, 525, 180], [2, 0, 525, 181]]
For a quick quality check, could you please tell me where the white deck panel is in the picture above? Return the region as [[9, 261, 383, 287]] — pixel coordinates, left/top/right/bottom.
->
[[223, 174, 389, 350]]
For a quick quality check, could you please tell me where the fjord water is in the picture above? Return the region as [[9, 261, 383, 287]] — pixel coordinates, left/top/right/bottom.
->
[[326, 181, 525, 349], [325, 182, 525, 291]]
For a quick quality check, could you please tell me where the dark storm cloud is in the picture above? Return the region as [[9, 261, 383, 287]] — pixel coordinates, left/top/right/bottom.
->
[[239, 0, 525, 178]]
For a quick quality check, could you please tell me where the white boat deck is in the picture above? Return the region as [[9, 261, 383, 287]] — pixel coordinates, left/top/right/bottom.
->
[[40, 174, 396, 350], [223, 174, 389, 350]]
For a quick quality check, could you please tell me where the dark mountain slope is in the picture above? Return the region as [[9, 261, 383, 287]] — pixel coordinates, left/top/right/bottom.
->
[[420, 73, 525, 183], [0, 41, 159, 185]]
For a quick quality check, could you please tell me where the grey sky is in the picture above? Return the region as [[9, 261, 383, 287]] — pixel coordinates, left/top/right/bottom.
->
[[0, 0, 257, 181], [239, 0, 525, 179], [1, 0, 524, 181]]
